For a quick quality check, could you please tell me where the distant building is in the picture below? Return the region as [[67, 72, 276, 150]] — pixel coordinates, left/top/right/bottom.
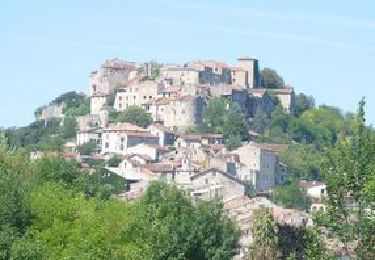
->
[[236, 56, 260, 89], [35, 103, 65, 121], [232, 142, 288, 192], [189, 168, 246, 201], [114, 80, 161, 111]]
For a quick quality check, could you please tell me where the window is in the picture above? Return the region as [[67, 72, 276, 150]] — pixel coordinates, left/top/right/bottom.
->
[[119, 104, 122, 109], [232, 78, 236, 83], [144, 96, 147, 99], [205, 178, 208, 184], [181, 109, 185, 114], [149, 96, 152, 99], [119, 96, 122, 101], [106, 134, 109, 139], [321, 189, 325, 194], [105, 142, 109, 148], [134, 96, 136, 100], [92, 85, 97, 92]]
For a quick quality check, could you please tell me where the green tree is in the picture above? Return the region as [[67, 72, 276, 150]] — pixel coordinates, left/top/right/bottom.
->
[[321, 98, 375, 258], [260, 68, 285, 89], [271, 181, 310, 210], [203, 97, 228, 130], [113, 106, 152, 127], [61, 117, 77, 139], [77, 141, 97, 155], [294, 93, 315, 117], [226, 134, 242, 151], [107, 155, 122, 167], [248, 208, 281, 259], [0, 146, 31, 259]]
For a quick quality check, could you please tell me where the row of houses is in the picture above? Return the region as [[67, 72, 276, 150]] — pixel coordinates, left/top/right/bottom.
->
[[87, 57, 295, 130]]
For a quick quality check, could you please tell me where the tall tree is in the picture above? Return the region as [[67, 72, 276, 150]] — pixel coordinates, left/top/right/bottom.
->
[[260, 68, 285, 89], [113, 106, 152, 127], [322, 98, 375, 258]]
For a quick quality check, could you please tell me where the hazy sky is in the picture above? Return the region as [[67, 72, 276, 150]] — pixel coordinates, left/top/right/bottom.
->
[[1, 0, 375, 127]]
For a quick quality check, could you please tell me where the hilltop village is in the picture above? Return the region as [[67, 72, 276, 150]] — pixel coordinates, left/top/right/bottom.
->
[[30, 57, 331, 258]]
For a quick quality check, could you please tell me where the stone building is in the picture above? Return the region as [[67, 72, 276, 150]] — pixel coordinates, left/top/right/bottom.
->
[[189, 168, 246, 201], [90, 58, 136, 95], [163, 95, 205, 130], [236, 56, 260, 89], [113, 80, 161, 111], [232, 142, 288, 192]]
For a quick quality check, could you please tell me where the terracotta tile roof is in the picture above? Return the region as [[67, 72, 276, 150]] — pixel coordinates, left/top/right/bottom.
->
[[125, 131, 158, 138], [104, 122, 145, 132], [141, 163, 176, 172]]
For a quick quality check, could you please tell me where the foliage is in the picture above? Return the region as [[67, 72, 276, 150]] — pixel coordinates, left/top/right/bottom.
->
[[107, 155, 122, 167], [260, 68, 285, 89], [271, 181, 310, 210], [226, 134, 242, 151], [111, 106, 152, 127], [203, 97, 229, 130], [61, 117, 77, 139], [248, 207, 281, 259], [321, 98, 375, 258], [294, 93, 315, 117], [0, 145, 239, 260], [203, 97, 248, 149], [279, 143, 322, 180], [77, 141, 98, 155]]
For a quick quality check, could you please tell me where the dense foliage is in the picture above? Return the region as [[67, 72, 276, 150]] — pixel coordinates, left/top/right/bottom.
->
[[260, 68, 285, 89], [110, 106, 152, 128], [0, 143, 239, 259]]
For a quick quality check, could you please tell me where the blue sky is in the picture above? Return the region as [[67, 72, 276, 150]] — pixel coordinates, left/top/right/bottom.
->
[[1, 0, 375, 127]]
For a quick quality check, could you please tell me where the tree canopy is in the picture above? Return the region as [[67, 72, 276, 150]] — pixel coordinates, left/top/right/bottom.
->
[[260, 68, 285, 89], [111, 106, 152, 128]]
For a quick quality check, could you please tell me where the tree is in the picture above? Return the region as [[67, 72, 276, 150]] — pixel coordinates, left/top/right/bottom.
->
[[107, 155, 122, 167], [0, 146, 31, 259], [321, 98, 375, 258], [271, 181, 310, 210], [61, 117, 77, 139], [113, 106, 152, 127], [260, 68, 285, 89], [77, 141, 97, 155], [226, 134, 241, 151], [203, 97, 228, 130], [294, 93, 315, 117], [248, 208, 281, 259]]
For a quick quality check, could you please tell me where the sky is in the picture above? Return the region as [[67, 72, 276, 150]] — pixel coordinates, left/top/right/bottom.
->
[[1, 0, 375, 127]]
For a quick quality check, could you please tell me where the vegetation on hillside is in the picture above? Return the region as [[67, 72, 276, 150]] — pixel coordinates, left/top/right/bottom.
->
[[0, 142, 239, 259]]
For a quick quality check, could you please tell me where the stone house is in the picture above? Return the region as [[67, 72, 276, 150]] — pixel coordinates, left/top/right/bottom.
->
[[236, 56, 260, 89], [35, 103, 65, 121], [143, 97, 170, 123], [163, 95, 205, 130], [161, 67, 201, 86], [90, 92, 109, 115], [113, 80, 161, 111], [90, 58, 136, 96], [232, 142, 288, 192], [126, 143, 172, 161], [189, 168, 246, 201], [230, 67, 247, 88], [100, 123, 159, 155], [148, 124, 176, 146], [249, 86, 295, 114], [76, 129, 102, 147], [299, 180, 327, 213]]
